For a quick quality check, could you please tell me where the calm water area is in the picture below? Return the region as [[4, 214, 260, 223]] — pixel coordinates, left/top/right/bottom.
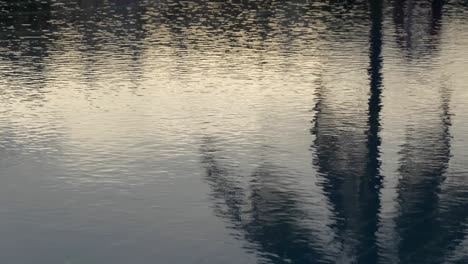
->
[[1, 0, 468, 263]]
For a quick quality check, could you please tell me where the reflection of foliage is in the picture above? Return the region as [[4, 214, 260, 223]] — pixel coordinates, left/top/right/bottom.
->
[[311, 0, 384, 262], [0, 0, 54, 102], [392, 0, 444, 59], [0, 1, 52, 58], [201, 138, 332, 264], [394, 82, 468, 263]]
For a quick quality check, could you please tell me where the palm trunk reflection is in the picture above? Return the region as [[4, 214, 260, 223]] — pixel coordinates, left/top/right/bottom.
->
[[312, 0, 384, 262], [200, 0, 468, 263]]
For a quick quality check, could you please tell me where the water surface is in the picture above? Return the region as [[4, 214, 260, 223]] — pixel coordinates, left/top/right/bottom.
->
[[1, 0, 468, 263]]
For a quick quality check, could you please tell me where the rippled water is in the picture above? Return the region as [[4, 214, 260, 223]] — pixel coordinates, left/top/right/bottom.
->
[[1, 0, 468, 263]]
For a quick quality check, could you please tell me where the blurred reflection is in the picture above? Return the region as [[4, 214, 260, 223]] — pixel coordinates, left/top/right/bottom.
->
[[67, 0, 147, 91], [311, 0, 383, 262], [394, 82, 468, 263], [0, 0, 53, 100], [202, 0, 385, 262], [392, 0, 444, 58], [389, 1, 468, 262], [431, 0, 444, 35], [201, 138, 333, 264], [1, 0, 468, 263]]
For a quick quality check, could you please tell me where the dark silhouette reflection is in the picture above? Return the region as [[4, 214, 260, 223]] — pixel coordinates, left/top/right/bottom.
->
[[311, 0, 383, 262], [394, 84, 468, 263], [363, 0, 384, 261], [201, 0, 385, 262], [0, 0, 53, 59], [390, 1, 468, 263], [2, 0, 468, 263], [0, 0, 54, 99], [201, 139, 332, 264], [431, 0, 444, 36], [392, 0, 444, 58]]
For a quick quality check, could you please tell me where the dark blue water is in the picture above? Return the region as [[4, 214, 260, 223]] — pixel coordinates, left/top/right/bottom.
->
[[1, 0, 468, 263]]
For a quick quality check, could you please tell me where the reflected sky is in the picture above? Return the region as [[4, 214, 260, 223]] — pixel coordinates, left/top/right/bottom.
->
[[1, 0, 468, 263]]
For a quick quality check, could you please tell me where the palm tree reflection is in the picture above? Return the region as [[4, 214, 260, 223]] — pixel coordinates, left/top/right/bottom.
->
[[201, 139, 332, 264], [201, 0, 386, 262], [394, 82, 468, 263], [312, 0, 384, 262], [201, 1, 467, 263], [390, 1, 468, 262], [393, 0, 444, 58]]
